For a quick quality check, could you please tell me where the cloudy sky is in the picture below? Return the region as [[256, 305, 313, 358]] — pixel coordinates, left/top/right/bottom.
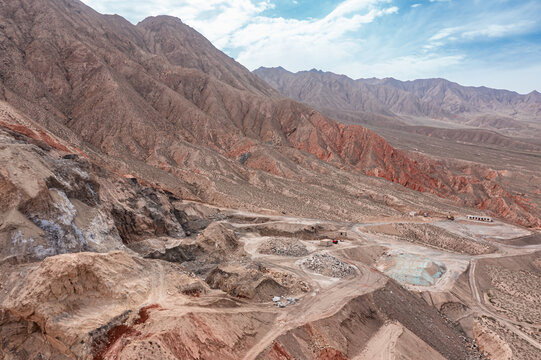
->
[[82, 0, 541, 93]]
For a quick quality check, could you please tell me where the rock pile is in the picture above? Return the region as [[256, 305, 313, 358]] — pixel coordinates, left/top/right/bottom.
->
[[272, 295, 298, 308], [301, 254, 356, 278], [258, 238, 309, 257]]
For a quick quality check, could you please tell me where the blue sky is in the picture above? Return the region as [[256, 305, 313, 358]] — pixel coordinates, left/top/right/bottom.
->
[[82, 0, 541, 93]]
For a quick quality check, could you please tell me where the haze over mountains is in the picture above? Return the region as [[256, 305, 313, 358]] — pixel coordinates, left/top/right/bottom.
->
[[1, 0, 541, 359], [255, 67, 541, 139]]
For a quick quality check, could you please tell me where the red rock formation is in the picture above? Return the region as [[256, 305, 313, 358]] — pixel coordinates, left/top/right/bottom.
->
[[93, 304, 162, 360], [267, 342, 295, 360], [318, 348, 348, 360]]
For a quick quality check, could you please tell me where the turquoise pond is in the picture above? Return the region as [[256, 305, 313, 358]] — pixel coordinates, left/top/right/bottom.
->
[[380, 253, 445, 286]]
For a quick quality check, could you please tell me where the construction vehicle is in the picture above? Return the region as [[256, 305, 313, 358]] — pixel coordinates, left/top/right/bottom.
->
[[447, 214, 455, 221]]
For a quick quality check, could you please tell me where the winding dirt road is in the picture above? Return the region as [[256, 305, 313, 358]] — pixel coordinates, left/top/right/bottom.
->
[[207, 207, 541, 358], [468, 259, 541, 351]]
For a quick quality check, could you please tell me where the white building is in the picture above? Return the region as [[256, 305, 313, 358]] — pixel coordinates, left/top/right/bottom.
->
[[466, 215, 493, 222]]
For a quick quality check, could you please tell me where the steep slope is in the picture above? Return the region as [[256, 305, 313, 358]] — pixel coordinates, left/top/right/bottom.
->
[[0, 0, 539, 227], [254, 67, 541, 138]]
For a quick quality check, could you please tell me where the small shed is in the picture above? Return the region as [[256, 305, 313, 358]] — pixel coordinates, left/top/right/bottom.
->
[[321, 240, 332, 247]]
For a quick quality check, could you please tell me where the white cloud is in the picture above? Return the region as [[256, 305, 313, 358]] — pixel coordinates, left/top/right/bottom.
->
[[232, 3, 399, 71], [84, 0, 397, 52], [83, 0, 400, 78], [84, 0, 275, 49], [327, 0, 390, 19], [411, 4, 422, 8], [425, 20, 535, 51], [428, 27, 460, 41], [462, 22, 535, 38]]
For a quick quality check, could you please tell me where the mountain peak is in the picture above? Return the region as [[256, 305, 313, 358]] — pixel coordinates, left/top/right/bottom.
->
[[138, 15, 184, 26], [255, 66, 291, 74]]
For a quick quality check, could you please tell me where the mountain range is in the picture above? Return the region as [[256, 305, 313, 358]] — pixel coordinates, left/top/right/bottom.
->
[[254, 66, 541, 139], [1, 1, 541, 359]]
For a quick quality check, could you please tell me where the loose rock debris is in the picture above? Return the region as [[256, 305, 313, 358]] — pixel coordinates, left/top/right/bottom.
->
[[258, 238, 309, 257], [301, 253, 356, 278], [272, 295, 298, 308]]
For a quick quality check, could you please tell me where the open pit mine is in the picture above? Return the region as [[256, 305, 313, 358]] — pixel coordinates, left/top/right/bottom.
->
[[1, 0, 540, 359]]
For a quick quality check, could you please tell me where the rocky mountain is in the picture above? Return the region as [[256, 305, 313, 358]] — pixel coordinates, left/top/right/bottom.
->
[[0, 0, 538, 228], [254, 67, 541, 138], [1, 1, 541, 359]]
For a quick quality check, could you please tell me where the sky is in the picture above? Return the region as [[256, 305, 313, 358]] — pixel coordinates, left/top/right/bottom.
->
[[82, 0, 541, 94]]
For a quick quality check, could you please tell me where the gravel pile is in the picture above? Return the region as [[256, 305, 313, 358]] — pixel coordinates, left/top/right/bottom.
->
[[258, 238, 309, 257], [272, 296, 298, 308], [301, 253, 356, 278]]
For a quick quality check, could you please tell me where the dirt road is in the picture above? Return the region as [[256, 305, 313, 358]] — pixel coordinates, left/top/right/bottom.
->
[[468, 259, 541, 351], [203, 207, 541, 358]]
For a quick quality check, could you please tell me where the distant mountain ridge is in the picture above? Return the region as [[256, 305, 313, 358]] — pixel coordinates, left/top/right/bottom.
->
[[254, 67, 541, 137]]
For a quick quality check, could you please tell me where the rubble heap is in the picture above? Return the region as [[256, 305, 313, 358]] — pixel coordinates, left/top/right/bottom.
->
[[258, 238, 309, 257], [301, 254, 356, 278]]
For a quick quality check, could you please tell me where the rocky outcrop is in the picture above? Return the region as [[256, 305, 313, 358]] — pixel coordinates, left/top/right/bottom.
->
[[205, 262, 309, 301], [0, 108, 212, 264], [0, 125, 117, 263], [141, 222, 245, 275]]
